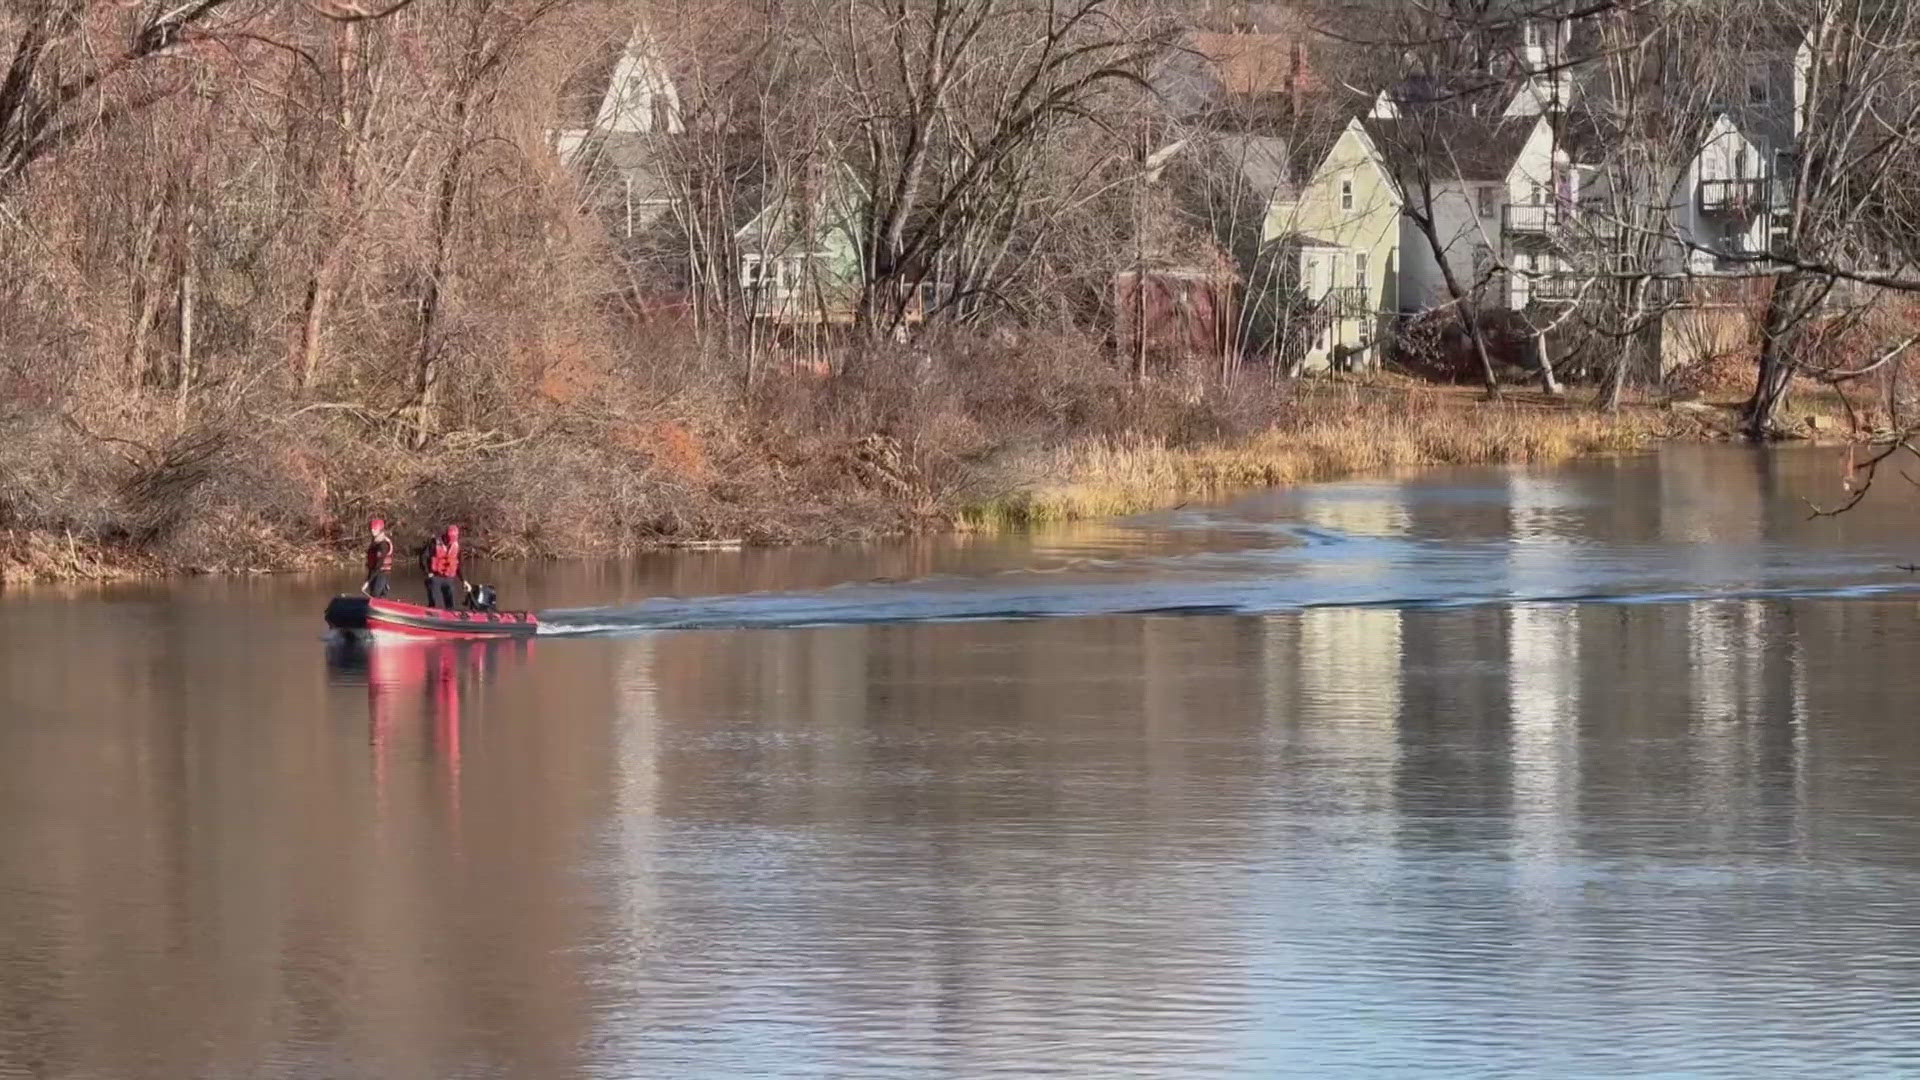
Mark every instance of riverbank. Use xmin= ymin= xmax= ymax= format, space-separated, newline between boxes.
xmin=962 ymin=380 xmax=1677 ymax=528
xmin=0 ymin=376 xmax=1852 ymax=588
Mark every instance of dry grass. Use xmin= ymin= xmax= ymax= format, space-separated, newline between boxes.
xmin=0 ymin=530 xmax=157 ymax=587
xmin=963 ymin=379 xmax=1673 ymax=528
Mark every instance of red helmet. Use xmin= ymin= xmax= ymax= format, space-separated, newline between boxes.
xmin=445 ymin=524 xmax=460 ymax=540
xmin=368 ymin=517 xmax=385 ymax=532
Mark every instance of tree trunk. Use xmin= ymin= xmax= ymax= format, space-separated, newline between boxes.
xmin=301 ymin=18 xmax=368 ymax=392
xmin=124 ymin=195 xmax=166 ymax=385
xmin=1432 ymin=256 xmax=1499 ymax=397
xmin=1535 ymin=329 xmax=1561 ymax=396
xmin=175 ymin=216 xmax=197 ymax=422
xmin=299 ymin=250 xmax=342 ymax=389
xmin=411 ymin=102 xmax=468 ymax=449
xmin=1743 ymin=274 xmax=1813 ymax=438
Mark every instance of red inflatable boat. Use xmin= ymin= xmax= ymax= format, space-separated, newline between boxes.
xmin=325 ymin=596 xmax=539 ymax=639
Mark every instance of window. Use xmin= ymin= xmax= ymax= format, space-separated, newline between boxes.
xmin=743 ymin=255 xmax=790 ymax=296
xmin=1340 ymin=179 xmax=1354 ymax=210
xmin=1478 ymin=186 xmax=1498 ymax=219
xmin=1354 ymin=252 xmax=1368 ymax=289
xmin=1304 ymin=256 xmax=1321 ymax=295
xmin=1748 ymin=64 xmax=1771 ymax=106
xmin=1530 ymin=180 xmax=1544 ymax=206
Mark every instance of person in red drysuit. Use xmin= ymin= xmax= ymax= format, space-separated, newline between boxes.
xmin=423 ymin=524 xmax=466 ymax=610
xmin=362 ymin=518 xmax=394 ymax=597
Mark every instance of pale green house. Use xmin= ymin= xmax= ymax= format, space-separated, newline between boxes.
xmin=734 ymin=165 xmax=868 ymax=325
xmin=1264 ymin=118 xmax=1403 ymax=371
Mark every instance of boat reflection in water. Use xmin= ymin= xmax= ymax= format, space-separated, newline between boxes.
xmin=325 ymin=635 xmax=535 ymax=827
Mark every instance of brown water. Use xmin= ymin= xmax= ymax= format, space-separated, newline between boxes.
xmin=5 ymin=445 xmax=1920 ymax=1078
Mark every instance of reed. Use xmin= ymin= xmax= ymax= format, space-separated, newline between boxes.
xmin=962 ymin=385 xmax=1669 ymax=529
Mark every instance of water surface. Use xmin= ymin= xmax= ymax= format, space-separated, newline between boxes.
xmin=5 ymin=445 xmax=1920 ymax=1077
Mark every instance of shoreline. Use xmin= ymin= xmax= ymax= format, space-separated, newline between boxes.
xmin=0 ymin=380 xmax=1856 ymax=589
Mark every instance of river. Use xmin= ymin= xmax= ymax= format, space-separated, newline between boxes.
xmin=4 ymin=444 xmax=1920 ymax=1078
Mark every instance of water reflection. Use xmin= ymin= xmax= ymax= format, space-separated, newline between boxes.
xmin=325 ymin=637 xmax=536 ymax=826
xmin=6 ymin=447 xmax=1920 ymax=1076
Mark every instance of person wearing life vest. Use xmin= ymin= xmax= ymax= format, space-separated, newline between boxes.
xmin=362 ymin=518 xmax=394 ymax=598
xmin=423 ymin=524 xmax=465 ymax=610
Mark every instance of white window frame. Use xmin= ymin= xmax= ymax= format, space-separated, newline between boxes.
xmin=1340 ymin=179 xmax=1354 ymax=211
xmin=1353 ymin=251 xmax=1368 ymax=290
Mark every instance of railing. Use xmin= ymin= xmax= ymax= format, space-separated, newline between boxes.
xmin=1503 ymin=202 xmax=1559 ymax=236
xmin=1699 ymin=178 xmax=1769 ymax=215
xmin=1319 ymin=286 xmax=1372 ymax=317
xmin=1532 ymin=274 xmax=1584 ymax=302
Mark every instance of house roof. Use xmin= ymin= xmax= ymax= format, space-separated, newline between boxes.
xmin=1215 ymin=134 xmax=1294 ymax=199
xmin=1361 ymin=115 xmax=1540 ymax=182
xmin=1154 ymin=26 xmax=1322 ymax=121
xmin=734 ymin=159 xmax=867 ymax=250
xmin=1548 ymin=110 xmax=1606 ymax=163
xmin=555 ymin=32 xmax=627 ymax=131
xmin=1379 ymin=73 xmax=1512 ymax=117
xmin=1185 ymin=31 xmax=1319 ymax=96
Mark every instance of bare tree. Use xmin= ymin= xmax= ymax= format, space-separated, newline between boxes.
xmin=1734 ymin=0 xmax=1920 ymax=437
xmin=804 ymin=0 xmax=1177 ymax=337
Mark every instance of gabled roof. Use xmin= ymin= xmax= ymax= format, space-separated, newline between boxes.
xmin=555 ymin=34 xmax=626 ymax=131
xmin=1361 ymin=115 xmax=1541 ymax=182
xmin=734 ymin=159 xmax=868 ymax=251
xmin=553 ymin=24 xmax=684 ymax=137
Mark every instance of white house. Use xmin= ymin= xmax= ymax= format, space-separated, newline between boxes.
xmin=1671 ymin=114 xmax=1774 ymax=273
xmin=551 ymin=25 xmax=684 ymax=236
xmin=553 ymin=25 xmax=682 ymax=163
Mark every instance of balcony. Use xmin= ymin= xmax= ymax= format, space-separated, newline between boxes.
xmin=1533 ymin=274 xmax=1585 ymax=303
xmin=1699 ymin=178 xmax=1769 ymax=216
xmin=1318 ymin=286 xmax=1372 ymax=318
xmin=1503 ymin=202 xmax=1560 ymax=236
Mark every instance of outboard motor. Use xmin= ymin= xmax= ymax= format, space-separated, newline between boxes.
xmin=466 ymin=584 xmax=499 ymax=613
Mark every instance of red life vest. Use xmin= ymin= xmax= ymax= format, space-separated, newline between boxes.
xmin=366 ymin=536 xmax=393 ymax=573
xmin=429 ymin=538 xmax=460 ymax=578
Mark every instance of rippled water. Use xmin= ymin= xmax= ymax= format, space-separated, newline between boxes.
xmin=6 ymin=445 xmax=1920 ymax=1078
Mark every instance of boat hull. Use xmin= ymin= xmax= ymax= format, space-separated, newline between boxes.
xmin=325 ymin=596 xmax=539 ymax=639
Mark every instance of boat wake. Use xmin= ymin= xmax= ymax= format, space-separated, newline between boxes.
xmin=534 ymin=466 xmax=1920 ymax=636
xmin=536 ymin=579 xmax=1920 ymax=636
